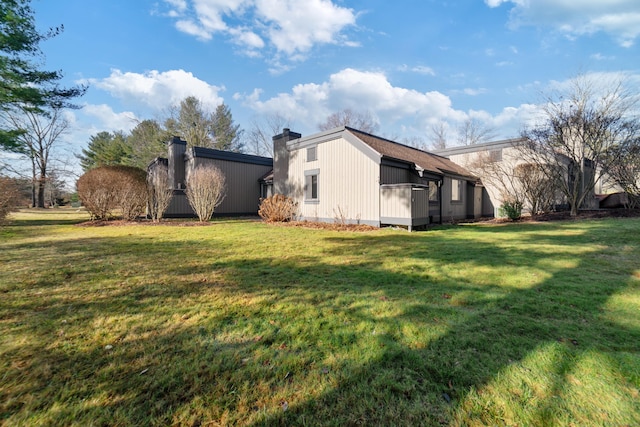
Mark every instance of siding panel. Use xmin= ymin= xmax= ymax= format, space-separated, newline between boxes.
xmin=188 ymin=158 xmax=272 ymax=214
xmin=288 ymin=137 xmax=380 ymax=224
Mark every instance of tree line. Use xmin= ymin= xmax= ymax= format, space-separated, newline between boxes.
xmin=77 ymin=98 xmax=244 ymax=172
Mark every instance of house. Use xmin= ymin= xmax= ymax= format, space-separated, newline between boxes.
xmin=272 ymin=127 xmax=486 ymax=229
xmin=434 ymin=138 xmax=601 ymax=215
xmin=149 ymin=136 xmax=273 ymax=217
xmin=433 ymin=138 xmax=527 ymax=216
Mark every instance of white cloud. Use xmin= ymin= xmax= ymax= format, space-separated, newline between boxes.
xmin=399 ymin=64 xmax=436 ymax=76
xmin=81 ymin=104 xmax=139 ymax=132
xmin=238 ymin=68 xmax=470 ymax=134
xmin=161 ymin=0 xmax=358 ymax=60
xmin=88 ymin=69 xmax=224 ymax=111
xmin=486 ymin=0 xmax=640 ymax=47
xmin=590 ymin=52 xmax=614 ymax=61
xmin=454 ymin=88 xmax=489 ymax=96
xmin=255 ymin=0 xmax=357 ymax=55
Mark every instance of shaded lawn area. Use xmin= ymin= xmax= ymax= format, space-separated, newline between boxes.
xmin=0 ymin=209 xmax=639 ymax=426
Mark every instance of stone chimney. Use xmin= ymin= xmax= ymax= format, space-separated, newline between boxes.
xmin=273 ymin=128 xmax=301 ymax=195
xmin=168 ymin=136 xmax=187 ymax=190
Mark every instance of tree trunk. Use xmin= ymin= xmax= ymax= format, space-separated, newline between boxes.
xmin=37 ymin=176 xmax=45 ymax=208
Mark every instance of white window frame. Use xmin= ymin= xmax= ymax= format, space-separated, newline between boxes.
xmin=304 ymin=169 xmax=319 ymax=203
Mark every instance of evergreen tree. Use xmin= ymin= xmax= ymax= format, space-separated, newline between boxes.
xmin=0 ymin=0 xmax=85 ymax=151
xmin=211 ymin=103 xmax=243 ymax=152
xmin=78 ymin=131 xmax=130 ymax=172
xmin=127 ymin=119 xmax=167 ymax=169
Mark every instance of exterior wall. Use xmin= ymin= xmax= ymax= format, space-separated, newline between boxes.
xmin=380 ymin=165 xmax=420 ymax=185
xmin=440 ymin=176 xmax=470 ymax=221
xmin=444 ymin=146 xmax=523 ymax=217
xmin=380 ymin=185 xmax=429 ymax=230
xmin=286 ymin=136 xmax=381 ymax=225
xmin=165 ymin=191 xmax=194 ymax=217
xmin=186 ymin=156 xmax=272 ymax=215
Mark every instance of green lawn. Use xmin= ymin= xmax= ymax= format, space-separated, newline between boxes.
xmin=1 ymin=209 xmax=639 ymax=426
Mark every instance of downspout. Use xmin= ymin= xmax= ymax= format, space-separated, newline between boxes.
xmin=438 ymin=179 xmax=443 ymax=224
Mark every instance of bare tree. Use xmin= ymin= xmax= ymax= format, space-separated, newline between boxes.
xmin=457 ymin=118 xmax=497 ymax=146
xmin=430 ymin=121 xmax=449 ymax=150
xmin=186 ymin=164 xmax=226 ymax=222
xmin=147 ymin=165 xmax=174 ymax=222
xmin=607 ymin=136 xmax=640 ymax=208
xmin=513 ymin=163 xmax=562 ymax=215
xmin=6 ymin=107 xmax=69 ymax=207
xmin=468 ymin=150 xmax=525 ymax=210
xmin=318 ymin=108 xmax=379 ymax=134
xmin=247 ymin=113 xmax=292 ymax=157
xmin=521 ymin=74 xmax=639 ymax=216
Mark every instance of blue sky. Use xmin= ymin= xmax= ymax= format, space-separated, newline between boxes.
xmin=31 ymin=0 xmax=640 ymax=155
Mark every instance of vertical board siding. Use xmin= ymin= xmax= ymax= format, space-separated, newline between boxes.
xmin=380 ymin=166 xmax=416 ymax=185
xmin=380 ymin=187 xmax=411 ymax=219
xmin=288 ymin=137 xmax=380 ymax=224
xmin=411 ymin=188 xmax=429 ymax=219
xmin=191 ymin=158 xmax=272 ymax=214
xmin=441 ymin=177 xmax=468 ymax=220
xmin=166 ymin=191 xmax=195 ymax=216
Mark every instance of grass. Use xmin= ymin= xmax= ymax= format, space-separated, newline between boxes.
xmin=0 ymin=208 xmax=638 ymax=426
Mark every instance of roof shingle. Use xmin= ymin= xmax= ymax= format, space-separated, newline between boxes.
xmin=346 ymin=127 xmax=476 ymax=179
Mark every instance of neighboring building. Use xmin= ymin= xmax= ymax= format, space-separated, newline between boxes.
xmin=434 ymin=138 xmax=602 ymax=215
xmin=272 ymin=127 xmax=486 ymax=229
xmin=149 ymin=137 xmax=273 ymax=217
xmin=434 ymin=138 xmax=528 ymax=216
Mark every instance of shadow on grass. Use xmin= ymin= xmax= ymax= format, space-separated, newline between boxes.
xmin=1 ymin=221 xmax=638 ymax=425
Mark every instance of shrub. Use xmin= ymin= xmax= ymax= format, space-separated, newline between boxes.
xmin=258 ymin=194 xmax=297 ymax=222
xmin=147 ymin=165 xmax=173 ymax=222
xmin=500 ymin=200 xmax=523 ymax=221
xmin=0 ymin=176 xmax=21 ymax=224
xmin=185 ymin=164 xmax=226 ymax=222
xmin=77 ymin=165 xmax=148 ymax=220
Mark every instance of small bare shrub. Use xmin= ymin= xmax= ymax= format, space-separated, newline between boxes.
xmin=147 ymin=166 xmax=173 ymax=222
xmin=258 ymin=194 xmax=297 ymax=222
xmin=0 ymin=176 xmax=21 ymax=224
xmin=77 ymin=165 xmax=148 ymax=220
xmin=333 ymin=205 xmax=348 ymax=225
xmin=185 ymin=164 xmax=226 ymax=222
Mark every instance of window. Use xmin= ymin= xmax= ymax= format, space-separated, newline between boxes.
xmin=304 ymin=169 xmax=319 ymax=202
xmin=429 ymin=182 xmax=439 ymax=202
xmin=451 ymin=179 xmax=463 ymax=202
xmin=307 ymin=146 xmax=317 ymax=162
xmin=488 ymin=149 xmax=502 ymax=162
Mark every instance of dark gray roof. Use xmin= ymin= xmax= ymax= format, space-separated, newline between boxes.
xmin=190 ymin=147 xmax=273 ymax=167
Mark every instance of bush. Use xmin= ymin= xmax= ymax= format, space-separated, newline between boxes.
xmin=258 ymin=194 xmax=298 ymax=222
xmin=77 ymin=165 xmax=148 ymax=220
xmin=147 ymin=165 xmax=173 ymax=222
xmin=185 ymin=164 xmax=226 ymax=222
xmin=0 ymin=176 xmax=21 ymax=224
xmin=500 ymin=200 xmax=523 ymax=221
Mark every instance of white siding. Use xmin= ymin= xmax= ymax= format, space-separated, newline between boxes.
xmin=287 ymin=137 xmax=381 ymax=225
